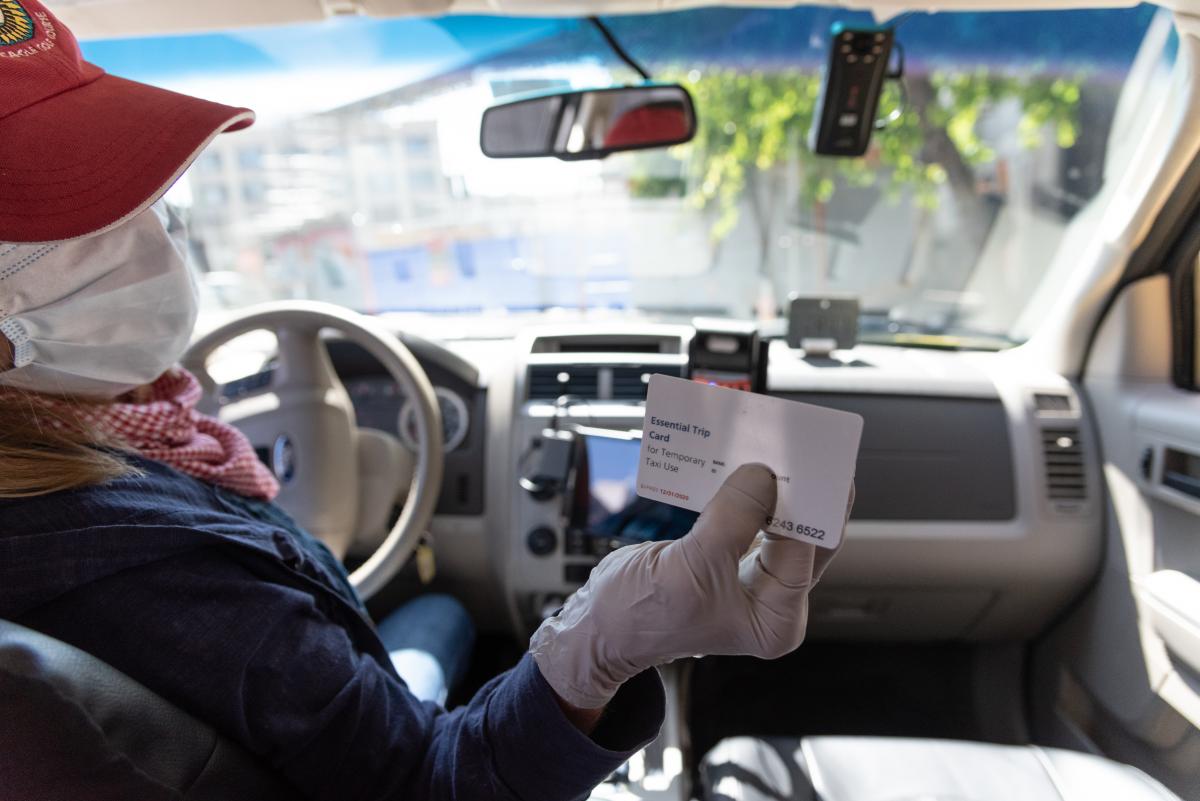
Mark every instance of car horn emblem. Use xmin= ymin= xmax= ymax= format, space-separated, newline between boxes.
xmin=271 ymin=435 xmax=296 ymax=484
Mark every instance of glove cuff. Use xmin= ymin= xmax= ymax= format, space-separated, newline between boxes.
xmin=529 ymin=615 xmax=623 ymax=710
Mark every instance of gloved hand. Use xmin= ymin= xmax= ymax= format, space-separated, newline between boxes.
xmin=530 ymin=463 xmax=854 ymax=710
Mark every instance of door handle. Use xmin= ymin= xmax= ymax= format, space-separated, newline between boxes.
xmin=1163 ymin=447 xmax=1200 ymax=499
xmin=1137 ymin=570 xmax=1200 ymax=675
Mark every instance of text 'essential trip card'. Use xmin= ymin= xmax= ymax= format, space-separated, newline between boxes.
xmin=636 ymin=374 xmax=863 ymax=548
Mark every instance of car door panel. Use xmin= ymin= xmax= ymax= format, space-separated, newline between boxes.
xmin=1033 ymin=275 xmax=1200 ymax=798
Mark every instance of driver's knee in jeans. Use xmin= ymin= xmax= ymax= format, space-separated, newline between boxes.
xmin=377 ymin=594 xmax=475 ymax=705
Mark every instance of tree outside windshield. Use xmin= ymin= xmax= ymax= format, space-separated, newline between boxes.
xmin=82 ymin=4 xmax=1171 ymax=346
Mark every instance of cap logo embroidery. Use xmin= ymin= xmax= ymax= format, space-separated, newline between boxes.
xmin=0 ymin=0 xmax=34 ymax=47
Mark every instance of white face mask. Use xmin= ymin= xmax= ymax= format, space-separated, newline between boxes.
xmin=0 ymin=202 xmax=199 ymax=399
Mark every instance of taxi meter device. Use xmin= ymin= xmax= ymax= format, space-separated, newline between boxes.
xmin=636 ymin=375 xmax=862 ymax=548
xmin=689 ymin=319 xmax=765 ymax=392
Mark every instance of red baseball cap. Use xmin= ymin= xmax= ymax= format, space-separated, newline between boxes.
xmin=0 ymin=0 xmax=254 ymax=243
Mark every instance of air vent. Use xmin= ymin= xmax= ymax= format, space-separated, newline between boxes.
xmin=1034 ymin=393 xmax=1073 ymax=414
xmin=1042 ymin=428 xmax=1086 ymax=501
xmin=528 ymin=366 xmax=600 ymax=400
xmin=529 ymin=332 xmax=685 ymax=354
xmin=611 ymin=365 xmax=686 ymax=400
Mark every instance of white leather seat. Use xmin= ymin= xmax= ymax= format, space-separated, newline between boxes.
xmin=700 ymin=736 xmax=1182 ymax=801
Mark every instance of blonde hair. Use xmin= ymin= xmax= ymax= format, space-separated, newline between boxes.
xmin=0 ymin=389 xmax=136 ymax=498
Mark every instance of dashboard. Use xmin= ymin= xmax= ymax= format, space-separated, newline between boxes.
xmin=225 ymin=321 xmax=1103 ymax=643
xmin=327 ymin=337 xmax=488 ymax=517
xmin=344 ymin=377 xmax=471 ymax=453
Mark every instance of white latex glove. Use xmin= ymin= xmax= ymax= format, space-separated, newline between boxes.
xmin=530 ymin=463 xmax=854 ymax=710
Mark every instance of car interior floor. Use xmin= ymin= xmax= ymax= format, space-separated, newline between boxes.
xmin=448 ymin=634 xmax=527 ymax=709
xmin=685 ymin=643 xmax=1030 ymax=764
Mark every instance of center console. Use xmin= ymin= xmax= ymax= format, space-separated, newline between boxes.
xmin=506 ymin=327 xmax=693 ymax=629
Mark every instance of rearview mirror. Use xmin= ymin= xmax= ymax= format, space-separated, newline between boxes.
xmin=480 ymin=84 xmax=696 ymax=161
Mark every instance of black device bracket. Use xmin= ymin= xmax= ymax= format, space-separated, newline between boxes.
xmin=810 ymin=24 xmax=905 ymax=157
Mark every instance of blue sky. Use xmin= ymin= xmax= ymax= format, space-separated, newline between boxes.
xmin=78 ymin=6 xmax=1163 ymax=124
xmin=81 ymin=5 xmax=1161 ymax=85
xmin=80 ymin=16 xmax=582 ymax=121
xmin=81 ymin=15 xmax=576 ymax=83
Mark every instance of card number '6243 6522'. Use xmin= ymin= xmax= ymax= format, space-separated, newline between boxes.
xmin=765 ymin=517 xmax=826 ymax=540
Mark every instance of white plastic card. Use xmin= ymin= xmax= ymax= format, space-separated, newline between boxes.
xmin=636 ymin=374 xmax=863 ymax=548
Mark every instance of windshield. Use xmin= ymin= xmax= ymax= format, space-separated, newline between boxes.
xmin=82 ymin=5 xmax=1174 ymax=347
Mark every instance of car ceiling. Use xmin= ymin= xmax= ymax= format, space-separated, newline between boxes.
xmin=51 ymin=0 xmax=1177 ymax=40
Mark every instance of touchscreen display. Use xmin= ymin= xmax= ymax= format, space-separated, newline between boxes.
xmin=572 ymin=433 xmax=699 ymax=543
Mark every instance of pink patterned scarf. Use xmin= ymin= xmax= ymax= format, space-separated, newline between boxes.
xmin=55 ymin=368 xmax=280 ymax=501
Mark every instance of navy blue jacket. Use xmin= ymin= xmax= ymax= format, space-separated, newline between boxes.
xmin=0 ymin=455 xmax=664 ymax=801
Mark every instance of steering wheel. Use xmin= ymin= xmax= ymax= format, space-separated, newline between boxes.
xmin=183 ymin=301 xmax=443 ymax=601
